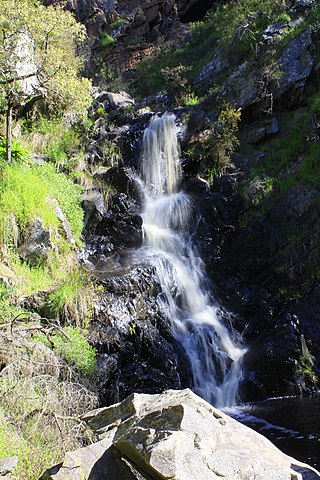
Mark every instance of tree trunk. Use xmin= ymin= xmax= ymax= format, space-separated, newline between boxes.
xmin=6 ymin=92 xmax=13 ymax=163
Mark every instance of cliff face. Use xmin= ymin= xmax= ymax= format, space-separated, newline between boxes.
xmin=39 ymin=0 xmax=320 ymax=401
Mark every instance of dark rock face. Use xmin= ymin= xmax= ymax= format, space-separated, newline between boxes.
xmin=82 ymin=96 xmax=320 ymax=403
xmin=89 ymin=266 xmax=191 ymax=405
xmin=192 ymin=175 xmax=320 ymax=399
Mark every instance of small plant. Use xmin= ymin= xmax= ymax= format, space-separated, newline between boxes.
xmin=100 ymin=32 xmax=115 ymax=48
xmin=184 ymin=93 xmax=200 ymax=106
xmin=297 ymin=336 xmax=318 ymax=388
xmin=111 ymin=17 xmax=127 ymax=29
xmin=47 ymin=268 xmax=91 ymax=325
xmin=96 ymin=106 xmax=105 ymax=118
xmin=52 ymin=326 xmax=97 ymax=376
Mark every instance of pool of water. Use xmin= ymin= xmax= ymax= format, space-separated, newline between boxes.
xmin=226 ymin=396 xmax=320 ymax=470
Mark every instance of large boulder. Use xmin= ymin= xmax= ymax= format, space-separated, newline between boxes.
xmin=43 ymin=389 xmax=320 ymax=480
xmin=273 ymin=28 xmax=314 ymax=100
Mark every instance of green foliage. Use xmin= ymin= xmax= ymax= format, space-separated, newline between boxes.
xmin=297 ymin=141 xmax=320 ymax=190
xmin=160 ymin=64 xmax=191 ymax=103
xmin=111 ymin=17 xmax=127 ymax=29
xmin=0 ymin=0 xmax=92 ymax=118
xmin=52 ymin=326 xmax=97 ymax=376
xmin=184 ymin=93 xmax=200 ymax=106
xmin=0 ymin=282 xmax=26 ymax=323
xmin=47 ymin=268 xmax=92 ymax=325
xmin=0 ymin=162 xmax=83 ymax=246
xmin=202 ymin=104 xmax=241 ymax=180
xmin=0 ymin=138 xmax=29 ymax=165
xmin=207 ymin=0 xmax=287 ymax=53
xmin=100 ymin=32 xmax=115 ymax=48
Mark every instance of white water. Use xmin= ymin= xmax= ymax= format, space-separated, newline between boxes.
xmin=140 ymin=113 xmax=246 ymax=408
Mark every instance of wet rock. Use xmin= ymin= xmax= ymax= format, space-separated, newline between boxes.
xmin=95 ymin=166 xmax=142 ymax=202
xmin=47 ymin=389 xmax=320 ymax=480
xmin=94 ymin=193 xmax=143 ymax=249
xmin=82 ymin=189 xmax=108 ymax=236
xmin=18 ymin=218 xmax=52 ymax=266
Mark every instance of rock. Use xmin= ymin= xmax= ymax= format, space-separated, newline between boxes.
xmin=246 ymin=117 xmax=279 ymax=145
xmin=0 ymin=456 xmax=18 ymax=476
xmin=87 ymin=265 xmax=189 ymax=405
xmin=46 ymin=389 xmax=320 ymax=480
xmin=290 ymin=0 xmax=315 ymax=11
xmin=18 ymin=218 xmax=52 ymax=266
xmin=197 ymin=49 xmax=229 ymax=83
xmin=262 ymin=21 xmax=289 ymax=43
xmin=221 ymin=61 xmax=263 ymax=109
xmin=82 ymin=188 xmax=108 ymax=236
xmin=40 ymin=435 xmax=141 ymax=480
xmin=94 ymin=193 xmax=143 ymax=249
xmin=96 ymin=91 xmax=135 ymax=110
xmin=51 ymin=199 xmax=75 ymax=244
xmin=273 ymin=28 xmax=314 ymax=100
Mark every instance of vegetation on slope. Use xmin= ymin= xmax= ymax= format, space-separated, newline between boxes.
xmin=0 ymin=1 xmax=101 ymax=478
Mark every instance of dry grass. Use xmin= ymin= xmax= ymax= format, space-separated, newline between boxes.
xmin=0 ymin=318 xmax=99 ymax=479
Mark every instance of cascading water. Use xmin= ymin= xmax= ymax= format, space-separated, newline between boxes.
xmin=139 ymin=113 xmax=246 ymax=408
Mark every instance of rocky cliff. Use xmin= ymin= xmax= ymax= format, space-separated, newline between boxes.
xmin=39 ymin=0 xmax=320 ymax=403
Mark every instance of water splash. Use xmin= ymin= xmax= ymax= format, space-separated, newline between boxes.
xmin=140 ymin=113 xmax=246 ymax=407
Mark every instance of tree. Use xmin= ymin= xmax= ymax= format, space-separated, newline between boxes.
xmin=0 ymin=0 xmax=92 ymax=162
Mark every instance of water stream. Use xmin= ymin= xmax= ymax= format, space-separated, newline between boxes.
xmin=139 ymin=113 xmax=246 ymax=407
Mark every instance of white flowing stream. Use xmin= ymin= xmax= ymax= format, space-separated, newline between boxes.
xmin=140 ymin=113 xmax=246 ymax=407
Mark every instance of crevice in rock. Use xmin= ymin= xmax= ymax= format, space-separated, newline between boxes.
xmin=179 ymin=0 xmax=216 ymax=23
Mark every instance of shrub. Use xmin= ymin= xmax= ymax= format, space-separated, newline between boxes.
xmin=100 ymin=32 xmax=115 ymax=48
xmin=161 ymin=64 xmax=191 ymax=103
xmin=0 ymin=138 xmax=29 ymax=165
xmin=202 ymin=103 xmax=241 ymax=179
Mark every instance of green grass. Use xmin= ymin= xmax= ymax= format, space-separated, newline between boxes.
xmin=27 ymin=116 xmax=83 ymax=173
xmin=0 ymin=407 xmax=58 ymax=480
xmin=52 ymin=326 xmax=97 ymax=376
xmin=0 ymin=162 xmax=83 ymax=246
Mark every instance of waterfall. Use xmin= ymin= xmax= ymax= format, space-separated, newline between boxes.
xmin=140 ymin=112 xmax=246 ymax=408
